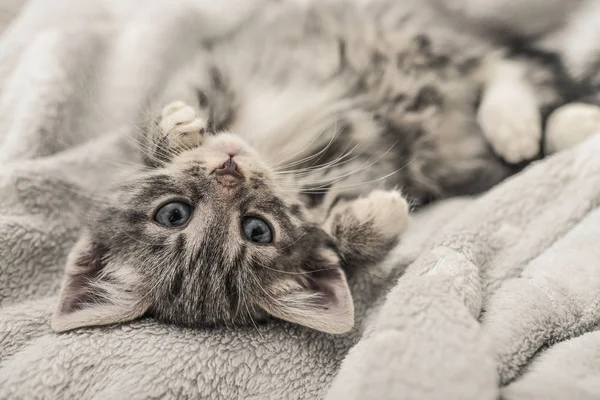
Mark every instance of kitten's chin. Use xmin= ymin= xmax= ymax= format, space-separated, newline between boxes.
xmin=215 ymin=172 xmax=243 ymax=188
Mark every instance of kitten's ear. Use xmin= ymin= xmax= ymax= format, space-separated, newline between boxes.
xmin=261 ymin=249 xmax=354 ymax=334
xmin=51 ymin=233 xmax=149 ymax=332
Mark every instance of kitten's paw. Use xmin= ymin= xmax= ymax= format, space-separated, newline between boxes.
xmin=349 ymin=190 xmax=410 ymax=240
xmin=159 ymin=101 xmax=206 ymax=149
xmin=545 ymin=103 xmax=600 ymax=154
xmin=477 ymin=83 xmax=542 ymax=164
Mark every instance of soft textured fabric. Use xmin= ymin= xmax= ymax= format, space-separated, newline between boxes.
xmin=1 ymin=1 xmax=599 ymax=399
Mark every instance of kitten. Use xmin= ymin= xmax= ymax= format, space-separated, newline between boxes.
xmin=51 ymin=101 xmax=409 ymax=334
xmin=51 ymin=0 xmax=598 ymax=334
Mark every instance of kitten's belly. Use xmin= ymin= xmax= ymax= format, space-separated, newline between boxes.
xmin=208 ymin=2 xmax=508 ymax=202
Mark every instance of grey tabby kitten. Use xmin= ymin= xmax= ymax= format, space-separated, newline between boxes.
xmin=52 ymin=0 xmax=598 ymax=334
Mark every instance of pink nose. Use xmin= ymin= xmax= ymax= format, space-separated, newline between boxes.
xmin=215 ymin=157 xmax=243 ymax=188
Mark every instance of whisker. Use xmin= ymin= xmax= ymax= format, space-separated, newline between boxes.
xmin=273 ymin=140 xmax=363 ymax=177
xmin=243 ymin=271 xmax=265 ymax=338
xmin=277 ymin=120 xmax=347 ymax=171
xmin=275 ymin=163 xmax=411 ymax=194
xmin=277 ymin=225 xmax=313 ymax=251
xmin=264 ymin=124 xmax=329 ymax=167
xmin=274 ymin=142 xmax=402 ymax=192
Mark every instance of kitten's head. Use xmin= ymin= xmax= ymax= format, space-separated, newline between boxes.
xmin=52 ymin=132 xmax=354 ymax=334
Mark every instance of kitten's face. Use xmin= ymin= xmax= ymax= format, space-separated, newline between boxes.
xmin=52 ymin=133 xmax=354 ymax=334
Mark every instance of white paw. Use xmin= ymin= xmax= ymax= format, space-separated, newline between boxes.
xmin=477 ymin=82 xmax=542 ymax=163
xmin=545 ymin=103 xmax=600 ymax=154
xmin=350 ymin=190 xmax=410 ymax=239
xmin=160 ymin=101 xmax=206 ymax=148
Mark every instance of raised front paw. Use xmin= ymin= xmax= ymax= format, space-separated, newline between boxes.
xmin=477 ymin=81 xmax=542 ymax=164
xmin=348 ymin=190 xmax=410 ymax=240
xmin=159 ymin=101 xmax=206 ymax=149
xmin=323 ymin=190 xmax=410 ymax=269
xmin=326 ymin=190 xmax=410 ymax=243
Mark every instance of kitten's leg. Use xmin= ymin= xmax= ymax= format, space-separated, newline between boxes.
xmin=477 ymin=59 xmax=542 ymax=163
xmin=545 ymin=102 xmax=600 ymax=154
xmin=323 ymin=190 xmax=410 ymax=272
xmin=143 ymin=101 xmax=206 ymax=167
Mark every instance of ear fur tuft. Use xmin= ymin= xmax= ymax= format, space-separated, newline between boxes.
xmin=51 ymin=233 xmax=148 ymax=332
xmin=260 ymin=248 xmax=354 ymax=334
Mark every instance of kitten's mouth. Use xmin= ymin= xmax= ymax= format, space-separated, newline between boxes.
xmin=214 ymin=157 xmax=244 ymax=188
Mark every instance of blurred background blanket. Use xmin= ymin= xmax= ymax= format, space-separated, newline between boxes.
xmin=1 ymin=1 xmax=599 ymax=399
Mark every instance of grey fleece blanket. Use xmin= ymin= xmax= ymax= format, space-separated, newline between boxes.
xmin=1 ymin=1 xmax=600 ymax=399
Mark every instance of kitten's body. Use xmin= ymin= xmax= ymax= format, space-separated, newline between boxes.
xmin=161 ymin=0 xmax=568 ymax=212
xmin=52 ymin=0 xmax=598 ymax=334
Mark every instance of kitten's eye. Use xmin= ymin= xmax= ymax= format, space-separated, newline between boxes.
xmin=154 ymin=201 xmax=193 ymax=228
xmin=241 ymin=217 xmax=273 ymax=243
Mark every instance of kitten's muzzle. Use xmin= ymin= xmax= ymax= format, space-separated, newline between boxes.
xmin=214 ymin=157 xmax=244 ymax=188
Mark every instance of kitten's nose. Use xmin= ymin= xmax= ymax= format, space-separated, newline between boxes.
xmin=215 ymin=157 xmax=243 ymax=188
xmin=222 ymin=157 xmax=238 ymax=172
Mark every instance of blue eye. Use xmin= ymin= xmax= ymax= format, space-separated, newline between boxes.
xmin=241 ymin=217 xmax=273 ymax=243
xmin=154 ymin=201 xmax=193 ymax=228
